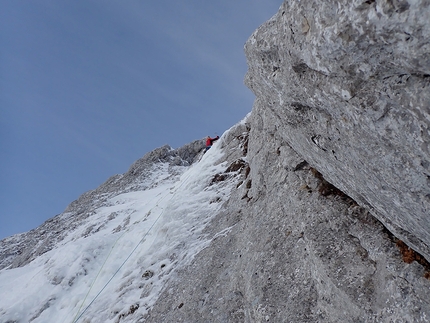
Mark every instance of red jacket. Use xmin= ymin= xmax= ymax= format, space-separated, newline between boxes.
xmin=206 ymin=136 xmax=219 ymax=147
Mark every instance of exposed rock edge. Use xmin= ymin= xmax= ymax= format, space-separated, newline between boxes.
xmin=244 ymin=0 xmax=430 ymax=262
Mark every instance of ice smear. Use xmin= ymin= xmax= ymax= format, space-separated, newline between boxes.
xmin=0 ymin=132 xmax=237 ymax=323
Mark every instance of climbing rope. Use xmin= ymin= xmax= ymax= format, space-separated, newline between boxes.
xmin=70 ymin=228 xmax=128 ymax=323
xmin=70 ymin=166 xmax=195 ymax=323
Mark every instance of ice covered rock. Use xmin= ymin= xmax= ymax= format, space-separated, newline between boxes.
xmin=0 ymin=140 xmax=205 ymax=271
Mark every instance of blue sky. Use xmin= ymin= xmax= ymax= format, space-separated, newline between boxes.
xmin=0 ymin=0 xmax=281 ymax=239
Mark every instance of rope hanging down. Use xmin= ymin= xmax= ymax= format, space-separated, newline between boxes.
xmin=70 ymin=229 xmax=126 ymax=323
xmin=70 ymin=167 xmax=194 ymax=323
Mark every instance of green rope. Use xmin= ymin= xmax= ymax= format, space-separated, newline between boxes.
xmin=71 ymin=168 xmax=194 ymax=323
xmin=70 ymin=230 xmax=125 ymax=323
xmin=71 ymin=209 xmax=165 ymax=323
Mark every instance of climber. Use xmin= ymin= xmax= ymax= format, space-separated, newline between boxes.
xmin=205 ymin=135 xmax=219 ymax=151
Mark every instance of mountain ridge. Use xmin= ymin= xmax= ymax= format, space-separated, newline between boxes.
xmin=0 ymin=139 xmax=205 ymax=271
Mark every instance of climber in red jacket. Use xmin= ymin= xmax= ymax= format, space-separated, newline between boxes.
xmin=205 ymin=136 xmax=219 ymax=151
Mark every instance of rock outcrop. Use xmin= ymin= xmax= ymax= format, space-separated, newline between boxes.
xmin=244 ymin=0 xmax=430 ymax=262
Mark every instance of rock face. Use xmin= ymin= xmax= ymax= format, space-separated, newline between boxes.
xmin=145 ymin=1 xmax=430 ymax=322
xmin=244 ymin=0 xmax=430 ymax=262
xmin=146 ymin=113 xmax=430 ymax=322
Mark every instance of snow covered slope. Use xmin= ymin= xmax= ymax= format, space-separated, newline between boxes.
xmin=0 ymin=121 xmax=249 ymax=323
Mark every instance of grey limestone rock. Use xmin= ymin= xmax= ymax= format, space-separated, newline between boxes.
xmin=146 ymin=103 xmax=430 ymax=322
xmin=244 ymin=0 xmax=430 ymax=262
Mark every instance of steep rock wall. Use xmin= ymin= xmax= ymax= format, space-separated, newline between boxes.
xmin=244 ymin=0 xmax=430 ymax=261
xmin=146 ymin=105 xmax=430 ymax=322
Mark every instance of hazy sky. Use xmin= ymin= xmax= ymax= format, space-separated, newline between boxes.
xmin=0 ymin=0 xmax=282 ymax=239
